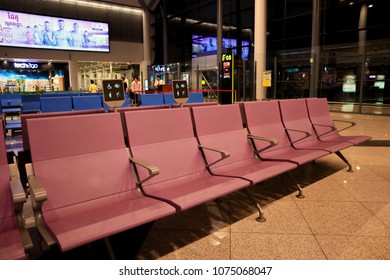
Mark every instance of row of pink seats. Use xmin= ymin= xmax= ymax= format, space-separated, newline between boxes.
xmin=21 ymin=98 xmax=371 ymax=257
xmin=241 ymin=98 xmax=371 ymax=172
xmin=0 ymin=121 xmax=32 ymax=259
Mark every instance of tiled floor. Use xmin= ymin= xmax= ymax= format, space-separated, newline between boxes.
xmin=8 ymin=111 xmax=390 ymax=260
xmin=134 ymin=112 xmax=390 ymax=260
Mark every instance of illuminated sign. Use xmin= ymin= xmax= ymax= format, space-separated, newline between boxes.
xmin=14 ymin=62 xmax=39 ymax=69
xmin=192 ymin=35 xmax=250 ymax=60
xmin=102 ymin=79 xmax=125 ymax=108
xmin=0 ymin=9 xmax=110 ymax=52
xmin=222 ymin=53 xmax=233 ymax=79
xmin=172 ymin=80 xmax=189 ymax=104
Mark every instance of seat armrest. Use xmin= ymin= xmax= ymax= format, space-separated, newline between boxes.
xmin=285 ymin=127 xmax=311 ymax=144
xmin=333 ymin=119 xmax=356 ymax=132
xmin=198 ymin=145 xmax=230 ymax=167
xmin=10 ymin=176 xmax=26 ymax=208
xmin=26 ymin=172 xmax=56 ymax=248
xmin=311 ymin=123 xmax=337 ymax=137
xmin=9 ymin=169 xmax=33 ymax=252
xmin=130 ymin=157 xmax=160 ymax=185
xmin=27 ymin=175 xmax=47 ymax=208
xmin=247 ymin=134 xmax=278 ymax=154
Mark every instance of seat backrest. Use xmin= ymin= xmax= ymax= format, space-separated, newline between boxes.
xmin=191 ymin=104 xmax=254 ymax=167
xmin=42 ymin=93 xmax=61 ymax=97
xmin=124 ymin=108 xmax=205 ymax=186
xmin=72 ymin=95 xmax=103 ymax=111
xmin=305 ymin=98 xmax=336 ymax=137
xmin=21 ymin=95 xmax=41 ymax=112
xmin=278 ymin=99 xmax=316 ymax=144
xmin=187 ymin=92 xmax=204 ymax=103
xmin=40 ymin=96 xmax=73 ymax=113
xmin=0 ymin=94 xmax=9 ymax=107
xmin=242 ymin=100 xmax=292 ymax=151
xmin=163 ymin=93 xmax=177 ymax=105
xmin=0 ymin=121 xmax=18 ymax=233
xmin=139 ymin=93 xmax=164 ymax=106
xmin=21 ymin=109 xmax=106 ymax=151
xmin=9 ymin=94 xmax=22 ymax=106
xmin=27 ymin=113 xmax=136 ymax=212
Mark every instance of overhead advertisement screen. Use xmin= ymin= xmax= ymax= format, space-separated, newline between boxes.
xmin=0 ymin=9 xmax=110 ymax=52
xmin=192 ymin=35 xmax=250 ymax=60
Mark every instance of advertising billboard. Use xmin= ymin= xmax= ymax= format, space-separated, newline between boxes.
xmin=192 ymin=35 xmax=249 ymax=60
xmin=0 ymin=9 xmax=109 ymax=52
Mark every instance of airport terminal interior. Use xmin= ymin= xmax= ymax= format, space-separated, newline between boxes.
xmin=3 ymin=110 xmax=390 ymax=260
xmin=1 ymin=0 xmax=390 ymax=260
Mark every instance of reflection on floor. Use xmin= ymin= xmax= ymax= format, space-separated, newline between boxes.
xmin=7 ymin=112 xmax=390 ymax=260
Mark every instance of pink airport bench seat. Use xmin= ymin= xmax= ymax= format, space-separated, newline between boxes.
xmin=278 ymin=99 xmax=355 ymax=172
xmin=305 ymin=98 xmax=372 ymax=145
xmin=191 ymin=104 xmax=298 ymax=221
xmin=25 ymin=113 xmax=176 ymax=253
xmin=0 ymin=122 xmax=32 ymax=260
xmin=123 ymin=108 xmax=251 ymax=215
xmin=241 ymin=100 xmax=330 ymax=165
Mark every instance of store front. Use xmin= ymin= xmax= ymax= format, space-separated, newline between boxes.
xmin=0 ymin=60 xmax=68 ymax=93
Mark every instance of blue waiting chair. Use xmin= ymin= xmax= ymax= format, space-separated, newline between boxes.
xmin=163 ymin=93 xmax=177 ymax=105
xmin=40 ymin=96 xmax=73 ymax=113
xmin=72 ymin=95 xmax=103 ymax=111
xmin=139 ymin=94 xmax=164 ymax=106
xmin=21 ymin=95 xmax=41 ymax=113
xmin=187 ymin=92 xmax=204 ymax=103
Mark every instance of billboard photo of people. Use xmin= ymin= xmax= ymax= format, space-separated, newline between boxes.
xmin=0 ymin=9 xmax=109 ymax=52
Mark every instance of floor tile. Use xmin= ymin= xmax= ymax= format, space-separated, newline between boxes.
xmin=231 ymin=233 xmax=326 ymax=260
xmin=295 ymin=201 xmax=390 ymax=236
xmin=136 ymin=229 xmax=231 ymax=260
xmin=340 ymin=180 xmax=390 ymax=202
xmin=316 ymin=235 xmax=390 ymax=259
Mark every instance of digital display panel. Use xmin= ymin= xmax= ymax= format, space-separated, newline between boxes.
xmin=192 ymin=35 xmax=250 ymax=60
xmin=342 ymin=75 xmax=356 ymax=93
xmin=0 ymin=9 xmax=109 ymax=52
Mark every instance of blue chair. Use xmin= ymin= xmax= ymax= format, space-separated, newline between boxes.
xmin=59 ymin=92 xmax=81 ymax=97
xmin=9 ymin=94 xmax=22 ymax=106
xmin=139 ymin=94 xmax=164 ymax=106
xmin=0 ymin=94 xmax=9 ymax=107
xmin=21 ymin=95 xmax=41 ymax=113
xmin=72 ymin=95 xmax=103 ymax=111
xmin=187 ymin=92 xmax=204 ymax=103
xmin=163 ymin=93 xmax=177 ymax=105
xmin=42 ymin=93 xmax=61 ymax=97
xmin=40 ymin=96 xmax=73 ymax=113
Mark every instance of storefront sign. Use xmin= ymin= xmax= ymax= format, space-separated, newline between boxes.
xmin=14 ymin=62 xmax=39 ymax=69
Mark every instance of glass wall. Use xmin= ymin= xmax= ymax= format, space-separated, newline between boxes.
xmin=152 ymin=0 xmax=390 ymax=114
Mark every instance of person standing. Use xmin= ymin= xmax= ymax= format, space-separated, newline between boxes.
xmin=70 ymin=22 xmax=83 ymax=48
xmin=154 ymin=75 xmax=165 ymax=91
xmin=53 ymin=19 xmax=71 ymax=47
xmin=131 ymin=76 xmax=142 ymax=93
xmin=82 ymin=30 xmax=90 ymax=48
xmin=122 ymin=73 xmax=129 ymax=92
xmin=42 ymin=21 xmax=54 ymax=46
xmin=33 ymin=25 xmax=42 ymax=45
xmin=88 ymin=80 xmax=98 ymax=93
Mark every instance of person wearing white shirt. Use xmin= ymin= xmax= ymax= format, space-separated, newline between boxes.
xmin=154 ymin=75 xmax=165 ymax=88
xmin=131 ymin=76 xmax=142 ymax=93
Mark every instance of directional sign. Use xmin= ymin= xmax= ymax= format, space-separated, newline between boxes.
xmin=102 ymin=79 xmax=125 ymax=108
xmin=171 ymin=80 xmax=189 ymax=104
